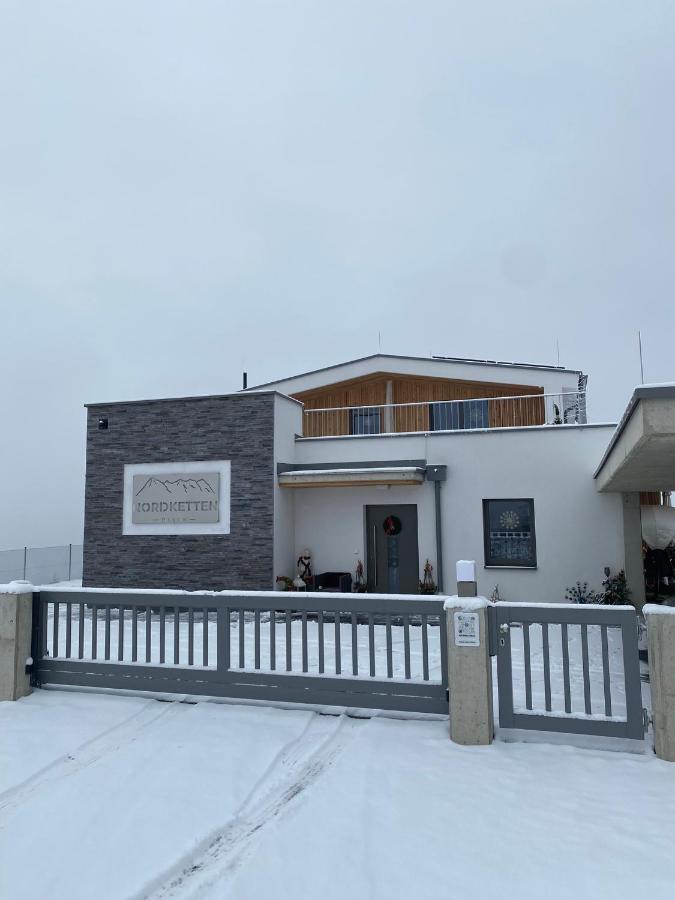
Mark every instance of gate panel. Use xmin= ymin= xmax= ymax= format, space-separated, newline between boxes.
xmin=33 ymin=589 xmax=448 ymax=715
xmin=494 ymin=603 xmax=645 ymax=740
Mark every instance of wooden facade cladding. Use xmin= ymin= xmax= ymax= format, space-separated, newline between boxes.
xmin=293 ymin=372 xmax=545 ymax=437
xmin=640 ymin=492 xmax=671 ymax=507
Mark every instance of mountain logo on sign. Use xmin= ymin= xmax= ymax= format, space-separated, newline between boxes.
xmin=134 ymin=477 xmax=217 ymax=497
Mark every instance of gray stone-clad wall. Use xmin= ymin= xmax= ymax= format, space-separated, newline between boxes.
xmin=82 ymin=393 xmax=275 ymax=590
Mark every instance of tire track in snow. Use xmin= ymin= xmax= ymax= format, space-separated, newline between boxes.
xmin=142 ymin=713 xmax=361 ymax=900
xmin=0 ymin=699 xmax=180 ymax=818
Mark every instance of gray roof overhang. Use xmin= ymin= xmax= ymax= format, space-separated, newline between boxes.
xmin=595 ymin=385 xmax=675 ymax=492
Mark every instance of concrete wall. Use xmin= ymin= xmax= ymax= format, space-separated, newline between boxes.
xmin=273 ymin=395 xmax=304 ymax=580
xmin=0 ymin=591 xmax=32 ymax=701
xmin=82 ymin=392 xmax=276 ymax=591
xmin=292 ymin=425 xmax=623 ymax=603
xmin=250 ymin=354 xmax=580 ymax=399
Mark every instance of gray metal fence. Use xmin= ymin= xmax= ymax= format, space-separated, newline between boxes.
xmin=492 ymin=602 xmax=646 ymax=740
xmin=0 ymin=544 xmax=83 ymax=585
xmin=33 ymin=588 xmax=448 ymax=714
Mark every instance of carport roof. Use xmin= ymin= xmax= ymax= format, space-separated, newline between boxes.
xmin=594 ymin=384 xmax=675 ymax=492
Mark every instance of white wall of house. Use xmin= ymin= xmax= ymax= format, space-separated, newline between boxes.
xmin=292 ymin=483 xmax=436 ymax=583
xmin=250 ymin=354 xmax=581 ymax=399
xmin=272 ymin=394 xmax=304 ymax=585
xmin=287 ymin=424 xmax=624 ymax=603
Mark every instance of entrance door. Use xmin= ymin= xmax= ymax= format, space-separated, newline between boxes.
xmin=366 ymin=504 xmax=419 ymax=594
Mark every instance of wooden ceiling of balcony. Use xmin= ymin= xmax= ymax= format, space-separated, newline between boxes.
xmin=293 ymin=372 xmax=546 ymax=435
xmin=291 ymin=371 xmax=544 ymax=410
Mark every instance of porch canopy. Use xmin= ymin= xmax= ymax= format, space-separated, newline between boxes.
xmin=278 ymin=461 xmax=426 ymax=488
xmin=595 ymin=385 xmax=675 ymax=493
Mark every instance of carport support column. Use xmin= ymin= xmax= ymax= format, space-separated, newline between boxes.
xmin=0 ymin=590 xmax=33 ymax=701
xmin=645 ymin=606 xmax=675 ymax=762
xmin=622 ymin=493 xmax=645 ymax=610
xmin=445 ymin=561 xmax=493 ymax=745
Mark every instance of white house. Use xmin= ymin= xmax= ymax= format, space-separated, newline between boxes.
xmin=82 ymin=353 xmax=675 ymax=606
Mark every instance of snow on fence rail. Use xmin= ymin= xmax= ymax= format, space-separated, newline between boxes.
xmin=33 ymin=589 xmax=449 ymax=714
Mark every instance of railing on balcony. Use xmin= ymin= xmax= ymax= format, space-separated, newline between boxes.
xmin=302 ymin=391 xmax=587 ymax=438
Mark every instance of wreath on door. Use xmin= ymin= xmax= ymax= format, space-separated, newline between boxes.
xmin=383 ymin=515 xmax=402 ymax=536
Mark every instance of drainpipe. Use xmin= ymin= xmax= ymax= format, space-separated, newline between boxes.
xmin=426 ymin=465 xmax=448 ymax=593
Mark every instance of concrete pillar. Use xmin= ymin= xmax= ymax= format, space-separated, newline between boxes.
xmin=384 ymin=379 xmax=394 ymax=433
xmin=445 ymin=560 xmax=493 ymax=745
xmin=645 ymin=605 xmax=675 ymax=762
xmin=0 ymin=589 xmax=33 ymax=701
xmin=622 ymin=492 xmax=646 ymax=610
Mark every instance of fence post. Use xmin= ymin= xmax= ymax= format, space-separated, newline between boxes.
xmin=445 ymin=560 xmax=494 ymax=745
xmin=645 ymin=605 xmax=675 ymax=762
xmin=0 ymin=584 xmax=33 ymax=701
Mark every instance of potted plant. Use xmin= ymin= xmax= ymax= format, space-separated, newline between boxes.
xmin=419 ymin=559 xmax=437 ymax=595
xmin=353 ymin=560 xmax=367 ymax=592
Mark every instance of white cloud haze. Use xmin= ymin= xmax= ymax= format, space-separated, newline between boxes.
xmin=1 ymin=1 xmax=674 ymax=548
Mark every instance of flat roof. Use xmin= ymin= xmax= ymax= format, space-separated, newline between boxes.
xmin=84 ymin=390 xmax=303 ymax=409
xmin=594 ymin=384 xmax=675 ymax=479
xmin=245 ymin=353 xmax=582 ymax=390
xmin=296 ymin=422 xmax=616 ymax=443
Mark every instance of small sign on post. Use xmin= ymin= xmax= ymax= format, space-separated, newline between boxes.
xmin=454 ymin=610 xmax=480 ymax=647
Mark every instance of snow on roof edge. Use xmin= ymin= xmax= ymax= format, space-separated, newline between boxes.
xmin=245 ymin=353 xmax=582 ymax=390
xmin=84 ymin=390 xmax=303 ymax=410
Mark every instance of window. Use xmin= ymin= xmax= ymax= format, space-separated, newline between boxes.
xmin=350 ymin=407 xmax=381 ymax=435
xmin=483 ymin=499 xmax=536 ymax=567
xmin=429 ymin=399 xmax=489 ymax=431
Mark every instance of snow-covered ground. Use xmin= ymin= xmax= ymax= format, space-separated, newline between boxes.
xmin=4 ymin=590 xmax=658 ymax=896
xmin=1 ymin=690 xmax=673 ymax=900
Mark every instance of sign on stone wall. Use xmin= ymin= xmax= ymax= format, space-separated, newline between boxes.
xmin=122 ymin=460 xmax=231 ymax=536
xmin=131 ymin=472 xmax=220 ymax=525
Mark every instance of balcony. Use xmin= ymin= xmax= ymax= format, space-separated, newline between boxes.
xmin=302 ymin=391 xmax=587 ymax=438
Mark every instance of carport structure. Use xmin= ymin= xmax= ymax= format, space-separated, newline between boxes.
xmin=595 ymin=385 xmax=675 ymax=608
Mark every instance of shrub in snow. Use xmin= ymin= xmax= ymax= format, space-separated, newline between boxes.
xmin=564 ymin=569 xmax=631 ymax=605
xmin=601 ymin=568 xmax=631 ymax=605
xmin=565 ymin=581 xmax=600 ymax=604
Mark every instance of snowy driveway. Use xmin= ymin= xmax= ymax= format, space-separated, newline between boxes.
xmin=1 ymin=691 xmax=674 ymax=900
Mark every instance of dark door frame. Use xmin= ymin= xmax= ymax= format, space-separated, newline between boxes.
xmin=365 ymin=503 xmax=420 ymax=594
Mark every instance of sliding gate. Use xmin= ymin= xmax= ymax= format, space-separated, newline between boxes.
xmin=32 ymin=589 xmax=448 ymax=715
xmin=492 ymin=603 xmax=646 ymax=740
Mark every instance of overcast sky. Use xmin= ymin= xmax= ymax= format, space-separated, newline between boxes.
xmin=1 ymin=1 xmax=674 ymax=550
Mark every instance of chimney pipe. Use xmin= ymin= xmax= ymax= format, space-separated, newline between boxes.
xmin=242 ymin=371 xmax=248 ymax=390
